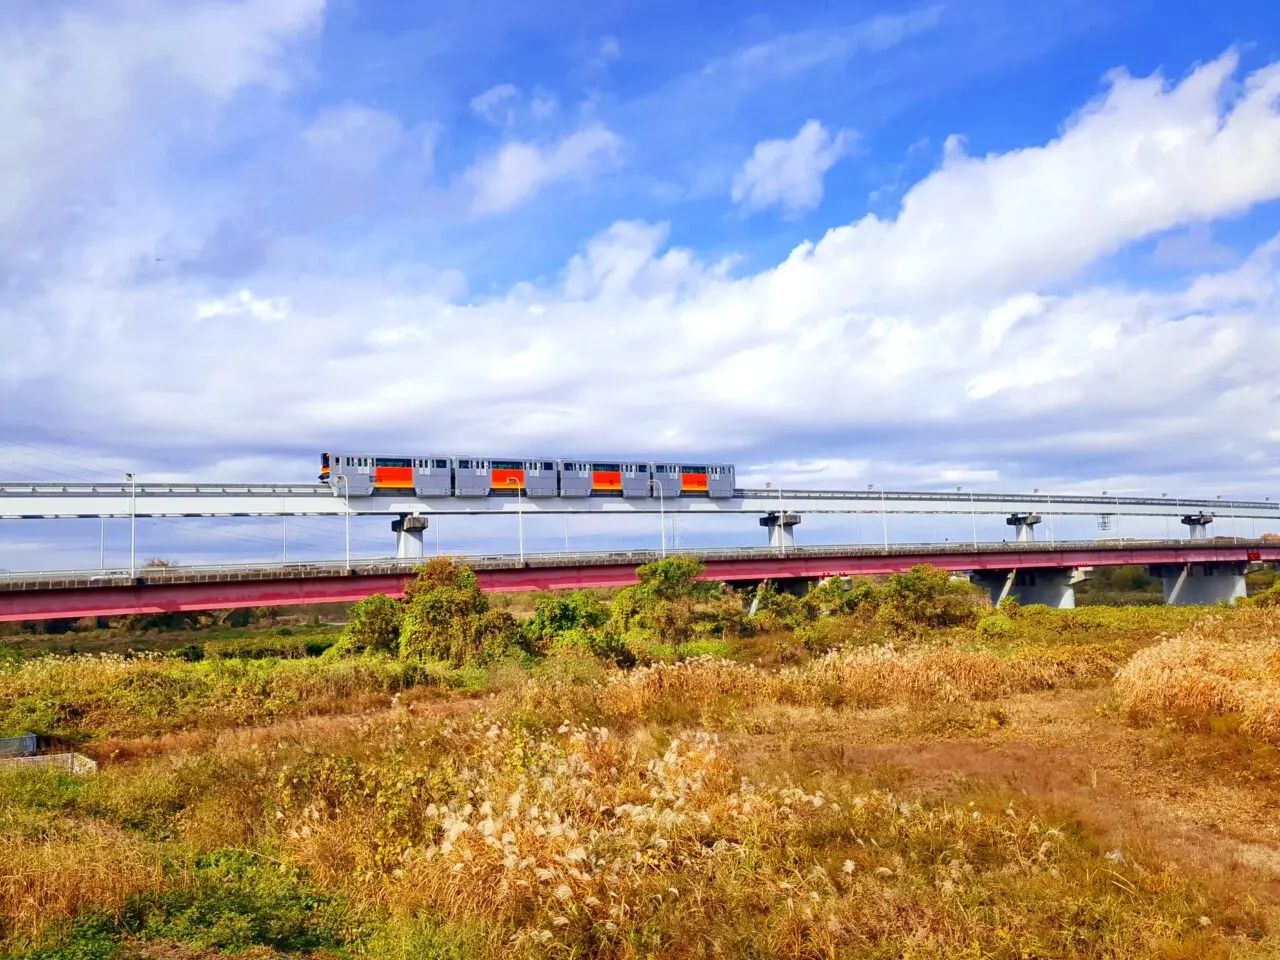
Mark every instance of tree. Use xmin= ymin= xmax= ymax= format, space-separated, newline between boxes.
xmin=875 ymin=565 xmax=982 ymax=634
xmin=397 ymin=559 xmax=523 ymax=665
xmin=608 ymin=556 xmax=721 ymax=651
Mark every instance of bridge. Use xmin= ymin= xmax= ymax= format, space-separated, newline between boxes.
xmin=3 ymin=539 xmax=1276 ymax=622
xmin=3 ymin=482 xmax=1277 ymax=557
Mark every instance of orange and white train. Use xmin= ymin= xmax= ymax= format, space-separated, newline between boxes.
xmin=320 ymin=453 xmax=735 ymax=498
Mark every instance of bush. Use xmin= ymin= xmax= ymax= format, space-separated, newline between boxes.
xmin=976 ymin=613 xmax=1015 ymax=639
xmin=524 ymin=592 xmax=609 ymax=649
xmin=339 ymin=594 xmax=403 ymax=655
xmin=398 ymin=559 xmax=524 ymax=666
xmin=607 ymin=556 xmax=722 ymax=652
xmin=876 ymin=566 xmax=984 ymax=634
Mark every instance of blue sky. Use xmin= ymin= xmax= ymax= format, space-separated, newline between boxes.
xmin=2 ymin=0 xmax=1280 ymax=566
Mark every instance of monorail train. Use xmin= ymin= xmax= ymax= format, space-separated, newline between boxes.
xmin=319 ymin=453 xmax=735 ymax=498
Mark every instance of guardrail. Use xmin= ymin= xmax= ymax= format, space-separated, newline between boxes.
xmin=1 ymin=538 xmax=1272 ymax=589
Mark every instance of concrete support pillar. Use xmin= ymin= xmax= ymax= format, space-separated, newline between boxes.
xmin=1149 ymin=562 xmax=1246 ymax=605
xmin=392 ymin=514 xmax=428 ymax=559
xmin=760 ymin=512 xmax=801 ymax=548
xmin=970 ymin=568 xmax=1077 ymax=608
xmin=1180 ymin=513 xmax=1213 ymax=540
xmin=1006 ymin=513 xmax=1042 ymax=543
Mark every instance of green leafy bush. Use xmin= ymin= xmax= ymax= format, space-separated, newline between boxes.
xmin=338 ymin=594 xmax=404 ymax=655
xmin=398 ymin=559 xmax=524 ymax=666
xmin=976 ymin=613 xmax=1015 ymax=639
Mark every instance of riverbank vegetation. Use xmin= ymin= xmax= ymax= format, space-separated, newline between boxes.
xmin=2 ymin=559 xmax=1278 ymax=958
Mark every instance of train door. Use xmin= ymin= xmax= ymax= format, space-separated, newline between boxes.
xmin=455 ymin=458 xmax=491 ymax=497
xmin=559 ymin=460 xmax=591 ymax=497
xmin=414 ymin=457 xmax=452 ymax=497
xmin=525 ymin=460 xmax=558 ymax=497
xmin=621 ymin=462 xmax=650 ymax=498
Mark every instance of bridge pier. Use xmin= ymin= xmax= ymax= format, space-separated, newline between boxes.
xmin=392 ymin=514 xmax=428 ymax=559
xmin=1005 ymin=513 xmax=1042 ymax=542
xmin=970 ymin=567 xmax=1076 ymax=608
xmin=760 ymin=512 xmax=801 ymax=549
xmin=1181 ymin=513 xmax=1214 ymax=540
xmin=1149 ymin=562 xmax=1246 ymax=605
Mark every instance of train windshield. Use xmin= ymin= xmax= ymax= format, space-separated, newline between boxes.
xmin=321 ymin=452 xmax=330 ymax=468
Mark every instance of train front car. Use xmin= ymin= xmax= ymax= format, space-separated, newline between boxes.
xmin=674 ymin=463 xmax=735 ymax=497
xmin=319 ymin=452 xmax=331 ymax=483
xmin=323 ymin=454 xmax=375 ymax=496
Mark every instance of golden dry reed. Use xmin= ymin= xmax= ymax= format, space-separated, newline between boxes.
xmin=1114 ymin=607 xmax=1280 ymax=741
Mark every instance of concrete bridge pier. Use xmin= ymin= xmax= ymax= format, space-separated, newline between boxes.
xmin=1006 ymin=513 xmax=1042 ymax=542
xmin=1181 ymin=513 xmax=1214 ymax=540
xmin=760 ymin=512 xmax=801 ymax=549
xmin=970 ymin=567 xmax=1076 ymax=608
xmin=392 ymin=514 xmax=428 ymax=559
xmin=1149 ymin=562 xmax=1246 ymax=605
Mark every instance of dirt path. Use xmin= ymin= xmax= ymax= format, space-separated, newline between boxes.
xmin=721 ymin=686 xmax=1280 ymax=905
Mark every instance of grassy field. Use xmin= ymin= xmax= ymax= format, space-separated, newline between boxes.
xmin=2 ymin=566 xmax=1279 ymax=959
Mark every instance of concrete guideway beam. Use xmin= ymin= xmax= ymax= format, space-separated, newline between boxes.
xmin=1148 ymin=562 xmax=1246 ymax=605
xmin=392 ymin=514 xmax=428 ymax=559
xmin=760 ymin=512 xmax=802 ymax=549
xmin=970 ymin=567 xmax=1077 ymax=608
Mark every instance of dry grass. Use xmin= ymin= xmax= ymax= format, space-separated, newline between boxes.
xmin=272 ymin=710 xmax=1250 ymax=958
xmin=1115 ymin=608 xmax=1280 ymax=742
xmin=0 ymin=824 xmax=167 ymax=945
xmin=520 ymin=643 xmax=1128 ymax=729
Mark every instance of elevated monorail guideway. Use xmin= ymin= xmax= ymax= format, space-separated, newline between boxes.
xmin=0 ymin=482 xmax=1275 ymax=520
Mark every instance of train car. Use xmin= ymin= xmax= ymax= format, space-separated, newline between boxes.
xmin=320 ymin=452 xmax=737 ymax=499
xmin=675 ymin=463 xmax=735 ymax=497
xmin=490 ymin=459 xmax=558 ymax=497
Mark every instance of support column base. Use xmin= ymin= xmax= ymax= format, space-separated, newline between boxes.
xmin=970 ymin=568 xmax=1076 ymax=609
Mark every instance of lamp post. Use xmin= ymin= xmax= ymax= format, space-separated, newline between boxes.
xmin=99 ymin=516 xmax=105 ymax=570
xmin=868 ymin=484 xmax=888 ymax=548
xmin=1162 ymin=493 xmax=1170 ymax=540
xmin=1035 ymin=488 xmax=1055 ymax=546
xmin=956 ymin=486 xmax=977 ymax=547
xmin=126 ymin=473 xmax=136 ymax=578
xmin=336 ymin=475 xmax=351 ymax=569
xmin=507 ymin=477 xmax=525 ymax=563
xmin=649 ymin=477 xmax=666 ymax=557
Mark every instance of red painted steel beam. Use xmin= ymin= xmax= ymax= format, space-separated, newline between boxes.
xmin=2 ymin=546 xmax=1277 ymax=622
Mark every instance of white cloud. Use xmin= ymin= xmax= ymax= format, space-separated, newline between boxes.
xmin=465 ymin=125 xmax=623 ymax=215
xmin=195 ymin=289 xmax=291 ymax=322
xmin=4 ymin=43 xmax=1280 ymax=517
xmin=732 ymin=120 xmax=852 ymax=216
xmin=470 ymin=83 xmax=519 ymax=126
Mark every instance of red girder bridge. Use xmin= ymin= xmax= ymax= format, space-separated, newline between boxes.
xmin=2 ymin=540 xmax=1276 ymax=622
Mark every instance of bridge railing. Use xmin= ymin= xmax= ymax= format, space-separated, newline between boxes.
xmin=0 ymin=537 xmax=1270 ymax=586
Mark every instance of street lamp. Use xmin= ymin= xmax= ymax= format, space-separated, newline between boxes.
xmin=1161 ymin=493 xmax=1170 ymax=540
xmin=956 ymin=486 xmax=977 ymax=547
xmin=335 ymin=474 xmax=351 ymax=569
xmin=649 ymin=476 xmax=666 ymax=557
xmin=868 ymin=484 xmax=888 ymax=548
xmin=1034 ymin=488 xmax=1055 ymax=545
xmin=765 ymin=480 xmax=785 ymax=555
xmin=126 ymin=473 xmax=136 ymax=578
xmin=507 ymin=477 xmax=525 ymax=563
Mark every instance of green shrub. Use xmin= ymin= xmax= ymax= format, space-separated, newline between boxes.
xmin=976 ymin=613 xmax=1015 ymax=639
xmin=876 ymin=565 xmax=984 ymax=634
xmin=338 ymin=594 xmax=403 ymax=655
xmin=398 ymin=559 xmax=524 ymax=666
xmin=607 ymin=556 xmax=721 ymax=651
xmin=524 ymin=592 xmax=609 ymax=648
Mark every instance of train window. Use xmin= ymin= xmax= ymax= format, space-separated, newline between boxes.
xmin=637 ymin=464 xmax=648 ymax=472
xmin=458 ymin=459 xmax=471 ymax=469
xmin=543 ymin=461 xmax=554 ymax=471
xmin=493 ymin=460 xmax=521 ymax=470
xmin=435 ymin=459 xmax=448 ymax=469
xmin=682 ymin=465 xmax=705 ymax=474
xmin=593 ymin=463 xmax=621 ymax=472
xmin=378 ymin=457 xmax=412 ymax=468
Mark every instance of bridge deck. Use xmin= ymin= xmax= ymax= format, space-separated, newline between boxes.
xmin=2 ymin=540 xmax=1276 ymax=623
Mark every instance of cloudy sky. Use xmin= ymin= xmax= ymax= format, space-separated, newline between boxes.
xmin=2 ymin=0 xmax=1280 ymax=566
